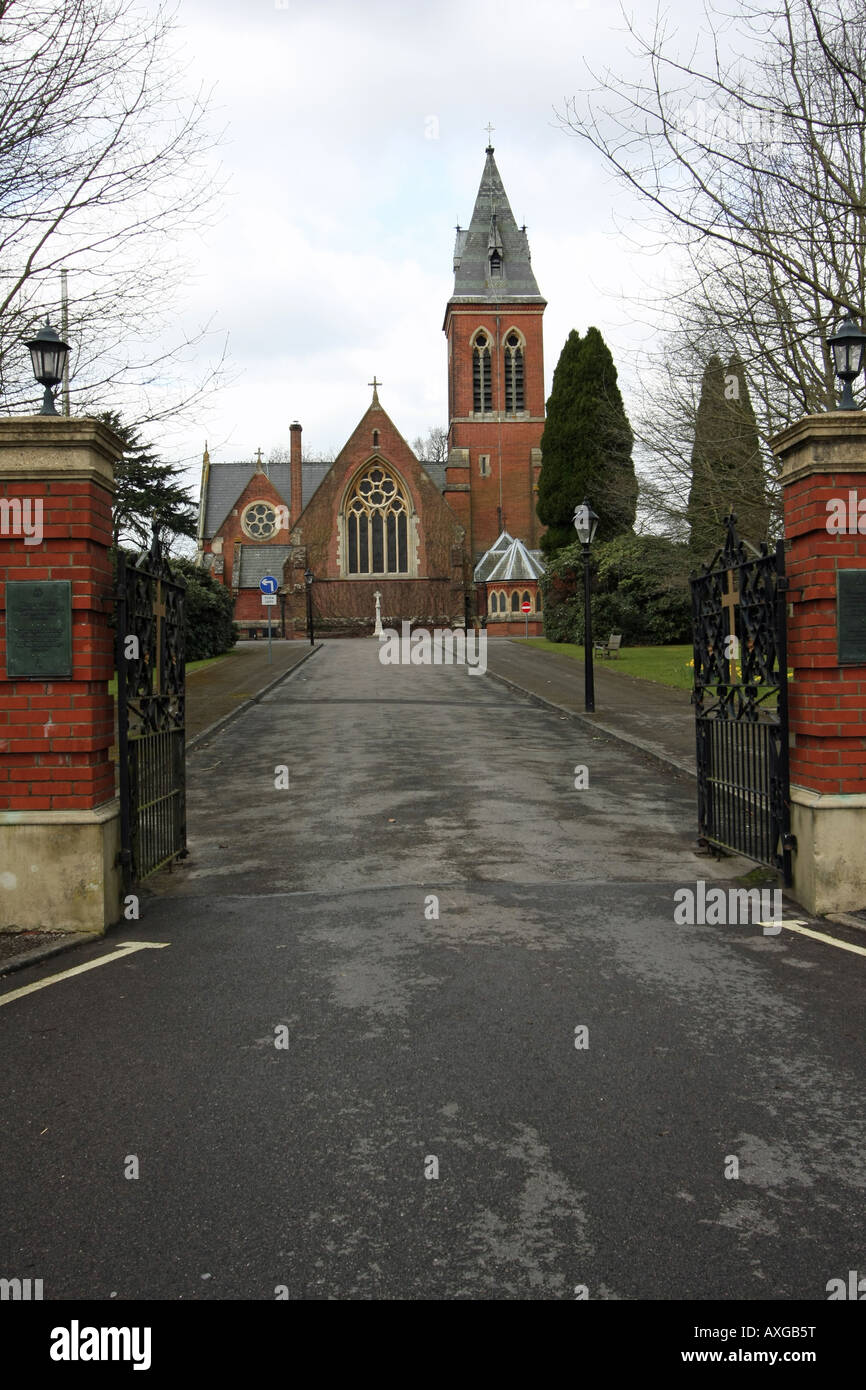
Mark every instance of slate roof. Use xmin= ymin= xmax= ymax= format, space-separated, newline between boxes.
xmin=237 ymin=545 xmax=293 ymax=589
xmin=203 ymin=456 xmax=447 ymax=538
xmin=450 ymin=148 xmax=545 ymax=304
xmin=474 ymin=532 xmax=546 ymax=583
xmin=201 ymin=461 xmax=332 ymax=539
xmin=420 ymin=460 xmax=446 ymax=491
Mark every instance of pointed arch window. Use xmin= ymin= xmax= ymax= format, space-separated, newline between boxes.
xmin=473 ymin=332 xmax=492 ymax=413
xmin=505 ymin=331 xmax=525 ymax=413
xmin=345 ymin=464 xmax=409 ymax=575
xmin=490 ymin=591 xmax=498 ymax=614
xmin=489 ymin=250 xmax=503 ymax=278
xmin=511 ymin=591 xmax=520 ymax=612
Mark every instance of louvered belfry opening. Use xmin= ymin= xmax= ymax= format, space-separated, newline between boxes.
xmin=473 ymin=334 xmax=492 ymax=413
xmin=505 ymin=332 xmax=524 ymax=412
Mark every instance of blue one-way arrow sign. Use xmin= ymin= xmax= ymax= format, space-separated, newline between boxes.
xmin=259 ymin=574 xmax=278 ymax=595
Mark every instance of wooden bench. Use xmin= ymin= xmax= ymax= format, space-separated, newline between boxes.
xmin=593 ymin=632 xmax=622 ymax=659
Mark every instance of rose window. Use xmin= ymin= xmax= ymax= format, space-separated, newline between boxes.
xmin=242 ymin=502 xmax=277 ymax=539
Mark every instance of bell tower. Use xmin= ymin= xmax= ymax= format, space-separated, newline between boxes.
xmin=443 ymin=142 xmax=546 ymax=560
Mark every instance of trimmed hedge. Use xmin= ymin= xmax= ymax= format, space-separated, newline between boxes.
xmin=170 ymin=557 xmax=238 ymax=661
xmin=542 ymin=534 xmax=693 ymax=646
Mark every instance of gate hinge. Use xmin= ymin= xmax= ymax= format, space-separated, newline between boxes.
xmin=782 ymin=832 xmax=797 ymax=853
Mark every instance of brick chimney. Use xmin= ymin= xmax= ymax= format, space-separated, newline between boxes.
xmin=290 ymin=421 xmax=302 ymax=523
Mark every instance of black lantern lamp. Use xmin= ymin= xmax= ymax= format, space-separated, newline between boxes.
xmin=573 ymin=498 xmax=599 ymax=712
xmin=304 ymin=567 xmax=315 ymax=646
xmin=827 ymin=315 xmax=866 ymax=411
xmin=573 ymin=499 xmax=599 ymax=547
xmin=25 ymin=322 xmax=70 ymax=416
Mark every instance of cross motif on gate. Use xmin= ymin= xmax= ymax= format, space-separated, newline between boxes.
xmin=152 ymin=578 xmax=167 ymax=692
xmin=720 ymin=568 xmax=739 ymax=643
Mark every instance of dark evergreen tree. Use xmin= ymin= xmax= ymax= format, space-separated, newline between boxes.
xmin=98 ymin=411 xmax=197 ymax=549
xmin=537 ymin=326 xmax=637 ymax=556
xmin=170 ymin=557 xmax=238 ymax=660
xmin=724 ymin=352 xmax=769 ymax=549
xmin=687 ymin=356 xmax=728 ymax=565
xmin=687 ymin=354 xmax=769 ymax=565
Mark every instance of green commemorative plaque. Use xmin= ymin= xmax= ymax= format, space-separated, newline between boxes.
xmin=838 ymin=570 xmax=866 ymax=665
xmin=5 ymin=581 xmax=72 ymax=679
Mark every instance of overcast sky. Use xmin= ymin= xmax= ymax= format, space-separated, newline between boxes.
xmin=153 ymin=0 xmax=716 ymax=486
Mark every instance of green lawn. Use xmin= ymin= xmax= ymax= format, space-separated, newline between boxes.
xmin=108 ymin=652 xmax=228 ymax=697
xmin=523 ymin=639 xmax=695 ymax=691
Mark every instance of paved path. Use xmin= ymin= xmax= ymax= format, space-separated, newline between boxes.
xmin=485 ymin=639 xmax=696 ymax=776
xmin=186 ymin=639 xmax=317 ymax=741
xmin=0 ymin=641 xmax=317 ymax=976
xmin=2 ymin=639 xmax=865 ymax=1302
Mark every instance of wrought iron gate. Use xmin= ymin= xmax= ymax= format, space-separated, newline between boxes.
xmin=116 ymin=528 xmax=187 ymax=890
xmin=691 ymin=515 xmax=793 ymax=885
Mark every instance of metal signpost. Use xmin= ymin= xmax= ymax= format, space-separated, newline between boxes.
xmin=522 ymin=598 xmax=531 ymax=638
xmin=260 ymin=575 xmax=279 ymax=663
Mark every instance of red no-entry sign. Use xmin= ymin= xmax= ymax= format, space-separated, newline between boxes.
xmin=521 ymin=600 xmax=532 ymax=612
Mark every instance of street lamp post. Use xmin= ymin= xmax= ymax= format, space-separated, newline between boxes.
xmin=573 ymin=499 xmax=599 ymax=713
xmin=25 ymin=322 xmax=70 ymax=416
xmin=304 ymin=567 xmax=315 ymax=646
xmin=827 ymin=315 xmax=866 ymax=411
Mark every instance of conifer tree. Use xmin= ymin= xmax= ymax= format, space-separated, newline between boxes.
xmin=537 ymin=327 xmax=637 ymax=555
xmin=99 ymin=411 xmax=197 ymax=550
xmin=687 ymin=356 xmax=728 ymax=564
xmin=687 ymin=354 xmax=769 ymax=564
xmin=724 ymin=352 xmax=769 ymax=549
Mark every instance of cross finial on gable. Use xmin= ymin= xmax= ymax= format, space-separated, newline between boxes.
xmin=368 ymin=376 xmax=382 ymax=406
xmin=254 ymin=447 xmax=264 ymax=471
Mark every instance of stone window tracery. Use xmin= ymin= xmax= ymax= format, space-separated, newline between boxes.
xmin=242 ymin=501 xmax=278 ymax=539
xmin=345 ymin=464 xmax=409 ymax=575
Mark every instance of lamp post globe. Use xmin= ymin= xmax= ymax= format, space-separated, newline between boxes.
xmin=573 ymin=500 xmax=599 ymax=547
xmin=827 ymin=315 xmax=866 ymax=411
xmin=25 ymin=322 xmax=70 ymax=416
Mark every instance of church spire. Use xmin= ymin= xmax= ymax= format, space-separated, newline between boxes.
xmin=450 ymin=146 xmax=544 ymax=303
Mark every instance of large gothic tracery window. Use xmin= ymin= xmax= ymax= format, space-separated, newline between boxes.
xmin=504 ymin=332 xmax=525 ymax=412
xmin=473 ymin=333 xmax=492 ymax=413
xmin=346 ymin=464 xmax=409 ymax=575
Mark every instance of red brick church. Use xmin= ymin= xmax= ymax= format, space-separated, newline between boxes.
xmin=196 ymin=144 xmax=547 ymax=636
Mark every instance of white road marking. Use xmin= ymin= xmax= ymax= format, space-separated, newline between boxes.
xmin=780 ymin=922 xmax=866 ymax=958
xmin=0 ymin=942 xmax=170 ymax=1008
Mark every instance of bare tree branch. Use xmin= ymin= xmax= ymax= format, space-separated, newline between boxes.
xmin=0 ymin=0 xmax=228 ymax=430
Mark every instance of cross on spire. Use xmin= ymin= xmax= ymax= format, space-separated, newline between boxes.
xmin=484 ymin=122 xmax=495 ymax=147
